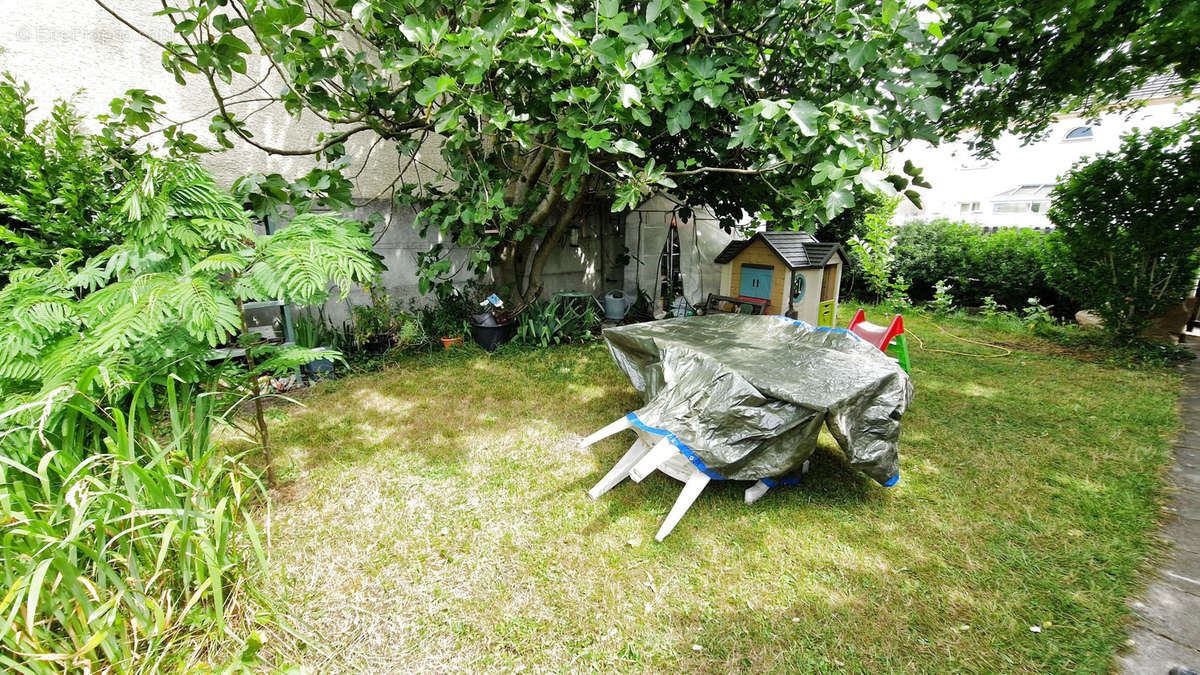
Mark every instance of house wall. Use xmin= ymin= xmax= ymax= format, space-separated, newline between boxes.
xmin=312 ymin=200 xmax=625 ymax=326
xmin=789 ymin=268 xmax=823 ymax=324
xmin=893 ymin=98 xmax=1200 ymax=228
xmin=728 ymin=240 xmax=788 ymax=315
xmin=0 ymin=1 xmax=430 ymax=197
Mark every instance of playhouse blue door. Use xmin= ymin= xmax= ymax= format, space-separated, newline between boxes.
xmin=739 ymin=266 xmax=773 ymax=300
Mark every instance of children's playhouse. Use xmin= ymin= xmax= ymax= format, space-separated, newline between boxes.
xmin=713 ymin=231 xmax=847 ymax=326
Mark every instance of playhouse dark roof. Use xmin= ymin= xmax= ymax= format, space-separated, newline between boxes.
xmin=714 ymin=231 xmax=846 ymax=269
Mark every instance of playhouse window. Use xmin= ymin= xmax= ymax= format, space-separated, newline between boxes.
xmin=791 ymin=275 xmax=805 ymax=302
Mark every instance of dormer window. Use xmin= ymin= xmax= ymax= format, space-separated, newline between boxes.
xmin=1064 ymin=126 xmax=1093 ymax=142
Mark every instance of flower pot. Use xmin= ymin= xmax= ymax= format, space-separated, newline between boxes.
xmin=440 ymin=336 xmax=464 ymax=350
xmin=302 ymin=347 xmax=334 ymax=378
xmin=469 ymin=321 xmax=516 ymax=352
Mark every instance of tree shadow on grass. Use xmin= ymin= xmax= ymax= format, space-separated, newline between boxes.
xmin=571 ymin=441 xmax=884 ymax=542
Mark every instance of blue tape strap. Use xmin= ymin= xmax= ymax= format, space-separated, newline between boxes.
xmin=625 ymin=413 xmax=725 ymax=480
xmin=775 ymin=315 xmax=866 ymax=343
xmin=816 ymin=326 xmax=866 ymax=342
xmin=883 ymin=472 xmax=900 ymax=487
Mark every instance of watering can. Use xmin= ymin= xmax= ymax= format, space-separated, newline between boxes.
xmin=604 ymin=290 xmax=633 ymax=320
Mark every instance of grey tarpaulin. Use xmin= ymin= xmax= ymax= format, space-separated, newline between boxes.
xmin=602 ymin=313 xmax=914 ymax=486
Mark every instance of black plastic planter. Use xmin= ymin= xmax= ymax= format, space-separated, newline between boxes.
xmin=302 ymin=355 xmax=334 ymax=378
xmin=470 ymin=322 xmax=516 ymax=352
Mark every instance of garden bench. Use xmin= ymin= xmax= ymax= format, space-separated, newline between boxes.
xmin=702 ymin=293 xmax=768 ymax=315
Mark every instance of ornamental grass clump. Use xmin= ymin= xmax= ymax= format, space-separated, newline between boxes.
xmin=0 ymin=378 xmax=265 ymax=673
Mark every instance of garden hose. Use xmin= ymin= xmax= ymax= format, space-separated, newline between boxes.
xmin=906 ymin=322 xmax=1013 ymax=358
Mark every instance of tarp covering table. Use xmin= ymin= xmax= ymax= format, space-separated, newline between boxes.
xmin=602 ymin=313 xmax=914 ymax=486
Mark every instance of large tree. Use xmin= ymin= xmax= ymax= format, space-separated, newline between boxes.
xmin=94 ymin=0 xmax=1197 ymax=301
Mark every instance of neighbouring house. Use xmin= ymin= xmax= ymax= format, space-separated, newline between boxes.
xmin=713 ymin=232 xmax=846 ymax=326
xmin=894 ymin=74 xmax=1199 ymax=230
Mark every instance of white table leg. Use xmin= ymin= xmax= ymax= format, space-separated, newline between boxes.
xmin=587 ymin=439 xmax=649 ymax=499
xmin=629 ymin=437 xmax=677 ymax=483
xmin=579 ymin=416 xmax=633 ymax=448
xmin=655 ymin=469 xmax=711 ymax=541
xmin=744 ymin=480 xmax=770 ymax=504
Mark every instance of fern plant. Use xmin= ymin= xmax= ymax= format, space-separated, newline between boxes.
xmin=0 ymin=158 xmax=380 ymax=480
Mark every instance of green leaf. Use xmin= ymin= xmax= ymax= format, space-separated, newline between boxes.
xmin=619 ymin=83 xmax=642 ymax=108
xmin=786 ymin=101 xmax=821 ymax=137
xmin=845 ymin=41 xmax=873 ymax=71
xmin=415 ymin=75 xmax=455 ymax=106
xmin=915 ymin=95 xmax=945 ymax=122
xmin=646 ymin=0 xmax=663 ymax=22
xmin=882 ymin=0 xmax=899 ymax=26
xmin=612 ymin=139 xmax=645 ymax=158
xmin=824 ymin=186 xmax=855 ymax=221
xmin=758 ymin=99 xmax=786 ymax=121
xmin=631 ymin=49 xmax=657 ymax=70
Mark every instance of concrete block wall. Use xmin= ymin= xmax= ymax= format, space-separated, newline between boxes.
xmin=309 ymin=200 xmax=626 ymax=326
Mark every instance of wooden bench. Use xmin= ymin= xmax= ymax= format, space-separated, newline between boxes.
xmin=703 ymin=293 xmax=768 ymax=315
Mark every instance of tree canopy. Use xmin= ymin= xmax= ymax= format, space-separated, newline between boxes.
xmin=95 ymin=0 xmax=1198 ymax=300
xmin=1045 ymin=119 xmax=1200 ymax=339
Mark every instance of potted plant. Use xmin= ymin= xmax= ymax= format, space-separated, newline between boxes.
xmin=434 ymin=312 xmax=465 ymax=349
xmin=469 ymin=309 xmax=516 ymax=352
xmin=422 ymin=288 xmax=476 ymax=350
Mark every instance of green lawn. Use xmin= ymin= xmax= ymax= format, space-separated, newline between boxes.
xmin=252 ymin=307 xmax=1182 ymax=672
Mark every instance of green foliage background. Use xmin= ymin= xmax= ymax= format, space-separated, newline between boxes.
xmin=1046 ymin=119 xmax=1200 ymax=339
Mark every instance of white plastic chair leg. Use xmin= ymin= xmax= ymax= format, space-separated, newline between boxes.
xmin=744 ymin=460 xmax=810 ymax=505
xmin=579 ymin=416 xmax=633 ymax=448
xmin=587 ymin=439 xmax=649 ymax=499
xmin=629 ymin=437 xmax=676 ymax=483
xmin=744 ymin=480 xmax=770 ymax=504
xmin=655 ymin=469 xmax=711 ymax=541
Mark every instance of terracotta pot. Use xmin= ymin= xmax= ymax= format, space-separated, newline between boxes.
xmin=440 ymin=336 xmax=464 ymax=350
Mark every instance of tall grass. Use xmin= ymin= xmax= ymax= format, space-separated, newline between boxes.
xmin=0 ymin=374 xmax=266 ymax=673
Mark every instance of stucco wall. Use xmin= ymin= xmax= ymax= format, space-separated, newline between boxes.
xmin=0 ymin=0 xmax=435 ymax=196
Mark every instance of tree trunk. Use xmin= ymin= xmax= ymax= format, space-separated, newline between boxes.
xmin=512 ymin=153 xmax=571 ymax=301
xmin=236 ymin=299 xmax=274 ymax=485
xmin=524 ymin=189 xmax=587 ymax=303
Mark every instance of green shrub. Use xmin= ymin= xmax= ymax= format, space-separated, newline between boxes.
xmin=889 ymin=219 xmax=1065 ymax=312
xmin=1046 ymin=117 xmax=1200 ymax=340
xmin=846 ymin=198 xmax=908 ymax=302
xmin=0 ymin=377 xmax=265 ymax=672
xmin=349 ymin=286 xmax=427 ymax=351
xmin=0 ymin=76 xmax=130 ymax=281
xmin=0 ymin=158 xmax=379 ymax=484
xmin=891 ymin=219 xmax=976 ymax=302
xmin=420 ymin=288 xmax=478 ymax=339
xmin=929 ymin=279 xmax=956 ymax=315
xmin=963 ymin=227 xmax=1059 ymax=311
xmin=0 ymin=74 xmax=198 ymax=284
